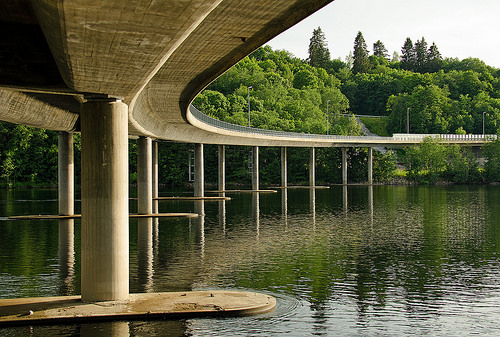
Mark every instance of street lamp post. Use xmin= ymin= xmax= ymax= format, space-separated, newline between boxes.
xmin=326 ymin=100 xmax=331 ymax=135
xmin=483 ymin=111 xmax=486 ymax=136
xmin=407 ymin=107 xmax=410 ymax=134
xmin=247 ymin=86 xmax=252 ymax=127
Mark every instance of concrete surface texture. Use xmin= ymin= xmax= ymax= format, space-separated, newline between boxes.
xmin=0 ymin=0 xmax=334 ymax=146
xmin=0 ymin=291 xmax=276 ymax=326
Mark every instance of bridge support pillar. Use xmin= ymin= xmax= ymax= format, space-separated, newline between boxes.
xmin=252 ymin=146 xmax=259 ymax=190
xmin=152 ymin=140 xmax=159 ymax=214
xmin=194 ymin=143 xmax=204 ymax=197
xmin=309 ymin=147 xmax=315 ymax=187
xmin=58 ymin=132 xmax=74 ymax=216
xmin=367 ymin=147 xmax=373 ymax=185
xmin=137 ymin=136 xmax=153 ymax=215
xmin=80 ymin=98 xmax=129 ymax=302
xmin=58 ymin=131 xmax=75 ymax=296
xmin=281 ymin=147 xmax=287 ymax=188
xmin=342 ymin=147 xmax=348 ymax=185
xmin=218 ymin=145 xmax=225 ymax=192
xmin=137 ymin=137 xmax=154 ymax=293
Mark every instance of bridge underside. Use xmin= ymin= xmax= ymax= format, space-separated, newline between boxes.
xmin=0 ymin=0 xmax=335 ymax=147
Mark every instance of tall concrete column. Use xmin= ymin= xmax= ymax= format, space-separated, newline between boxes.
xmin=367 ymin=147 xmax=373 ymax=185
xmin=58 ymin=132 xmax=75 ymax=295
xmin=309 ymin=147 xmax=315 ymax=187
xmin=342 ymin=147 xmax=348 ymax=185
xmin=80 ymin=98 xmax=129 ymax=302
xmin=58 ymin=132 xmax=74 ymax=215
xmin=137 ymin=136 xmax=153 ymax=215
xmin=194 ymin=143 xmax=204 ymax=197
xmin=137 ymin=136 xmax=154 ymax=292
xmin=152 ymin=140 xmax=159 ymax=214
xmin=218 ymin=145 xmax=225 ymax=192
xmin=281 ymin=147 xmax=287 ymax=188
xmin=252 ymin=146 xmax=259 ymax=191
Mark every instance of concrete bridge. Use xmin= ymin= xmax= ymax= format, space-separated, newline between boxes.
xmin=0 ymin=0 xmax=495 ymax=315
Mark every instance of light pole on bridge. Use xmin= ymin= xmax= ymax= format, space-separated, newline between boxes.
xmin=407 ymin=107 xmax=410 ymax=134
xmin=326 ymin=99 xmax=331 ymax=135
xmin=247 ymin=86 xmax=252 ymax=127
xmin=483 ymin=111 xmax=486 ymax=136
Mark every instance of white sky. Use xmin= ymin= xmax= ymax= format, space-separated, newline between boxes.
xmin=267 ymin=0 xmax=500 ymax=68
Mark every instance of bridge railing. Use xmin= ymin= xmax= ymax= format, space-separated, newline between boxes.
xmin=190 ymin=105 xmax=497 ymax=143
xmin=189 ymin=105 xmax=388 ymax=141
xmin=393 ymin=133 xmax=497 ymax=141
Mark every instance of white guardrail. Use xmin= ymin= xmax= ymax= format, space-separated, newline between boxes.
xmin=190 ymin=105 xmax=497 ymax=143
xmin=393 ymin=133 xmax=497 ymax=141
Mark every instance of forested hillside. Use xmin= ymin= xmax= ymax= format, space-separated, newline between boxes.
xmin=195 ymin=29 xmax=500 ymax=136
xmin=2 ymin=28 xmax=500 ymax=187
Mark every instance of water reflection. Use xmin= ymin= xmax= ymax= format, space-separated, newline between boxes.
xmin=281 ymin=189 xmax=288 ymax=227
xmin=80 ymin=321 xmax=129 ymax=337
xmin=3 ymin=186 xmax=500 ymax=336
xmin=218 ymin=194 xmax=226 ymax=235
xmin=137 ymin=217 xmax=153 ymax=292
xmin=368 ymin=185 xmax=373 ymax=226
xmin=342 ymin=185 xmax=348 ymax=214
xmin=58 ymin=219 xmax=75 ymax=295
xmin=310 ymin=188 xmax=316 ymax=228
xmin=252 ymin=193 xmax=260 ymax=239
xmin=194 ymin=200 xmax=205 ymax=258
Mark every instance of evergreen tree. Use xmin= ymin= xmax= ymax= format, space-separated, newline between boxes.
xmin=352 ymin=31 xmax=371 ymax=74
xmin=373 ymin=40 xmax=389 ymax=60
xmin=414 ymin=37 xmax=429 ymax=73
xmin=391 ymin=51 xmax=400 ymax=63
xmin=307 ymin=27 xmax=331 ymax=69
xmin=401 ymin=37 xmax=415 ymax=70
xmin=427 ymin=42 xmax=443 ymax=72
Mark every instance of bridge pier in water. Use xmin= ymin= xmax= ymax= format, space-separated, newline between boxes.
xmin=309 ymin=147 xmax=315 ymax=187
xmin=281 ymin=147 xmax=287 ymax=187
xmin=218 ymin=145 xmax=225 ymax=191
xmin=58 ymin=132 xmax=74 ymax=216
xmin=137 ymin=136 xmax=153 ymax=215
xmin=137 ymin=136 xmax=154 ymax=291
xmin=80 ymin=98 xmax=129 ymax=302
xmin=58 ymin=132 xmax=75 ymax=296
xmin=152 ymin=140 xmax=159 ymax=214
xmin=342 ymin=147 xmax=348 ymax=185
xmin=367 ymin=147 xmax=373 ymax=185
xmin=194 ymin=143 xmax=204 ymax=197
xmin=252 ymin=146 xmax=259 ymax=190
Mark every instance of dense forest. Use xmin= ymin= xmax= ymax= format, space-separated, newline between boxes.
xmin=2 ymin=28 xmax=500 ymax=187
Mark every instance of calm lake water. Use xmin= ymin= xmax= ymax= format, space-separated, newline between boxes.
xmin=1 ymin=185 xmax=500 ymax=336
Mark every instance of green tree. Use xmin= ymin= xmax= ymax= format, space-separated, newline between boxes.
xmin=445 ymin=145 xmax=481 ymax=183
xmin=483 ymin=137 xmax=500 ymax=182
xmin=413 ymin=37 xmax=428 ymax=73
xmin=400 ymin=37 xmax=415 ymax=70
xmin=352 ymin=31 xmax=371 ymax=74
xmin=192 ymin=90 xmax=230 ymax=119
xmin=426 ymin=42 xmax=442 ymax=72
xmin=373 ymin=40 xmax=389 ymax=60
xmin=293 ymin=69 xmax=318 ymax=89
xmin=307 ymin=27 xmax=331 ymax=69
xmin=403 ymin=137 xmax=448 ymax=184
xmin=373 ymin=150 xmax=397 ymax=182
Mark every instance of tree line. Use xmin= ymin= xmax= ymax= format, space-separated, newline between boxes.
xmin=1 ymin=27 xmax=500 ymax=187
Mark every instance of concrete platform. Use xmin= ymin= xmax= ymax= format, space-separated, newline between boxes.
xmin=154 ymin=196 xmax=231 ymax=201
xmin=8 ymin=213 xmax=199 ymax=220
xmin=206 ymin=190 xmax=277 ymax=193
xmin=0 ymin=291 xmax=276 ymax=326
xmin=274 ymin=186 xmax=330 ymax=189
